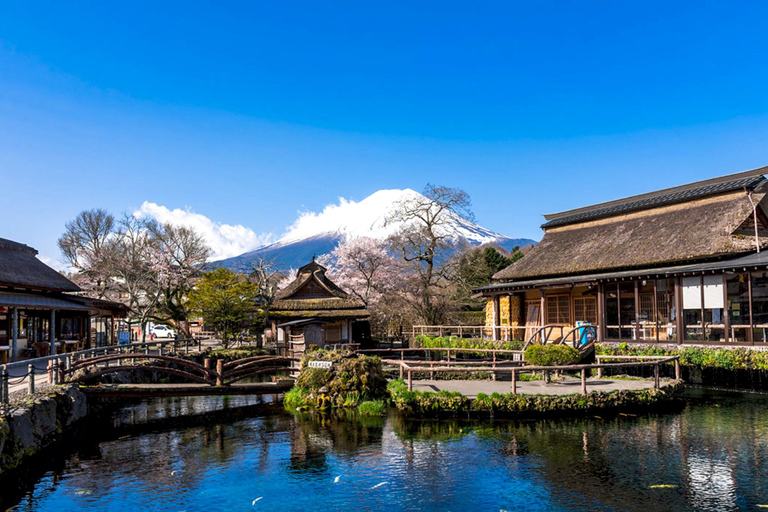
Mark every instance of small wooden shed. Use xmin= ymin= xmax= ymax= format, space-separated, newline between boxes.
xmin=270 ymin=259 xmax=370 ymax=357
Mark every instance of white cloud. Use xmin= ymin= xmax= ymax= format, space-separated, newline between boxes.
xmin=135 ymin=202 xmax=274 ymax=260
xmin=38 ymin=254 xmax=72 ymax=273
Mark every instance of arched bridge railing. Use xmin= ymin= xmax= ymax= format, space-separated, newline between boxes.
xmin=63 ymin=354 xmax=295 ymax=386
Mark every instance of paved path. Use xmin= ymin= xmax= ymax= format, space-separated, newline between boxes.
xmin=411 ymin=377 xmax=663 ymax=398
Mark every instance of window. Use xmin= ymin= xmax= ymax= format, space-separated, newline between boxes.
xmin=546 ymin=295 xmax=570 ymax=324
xmin=573 ymin=297 xmax=596 ymax=324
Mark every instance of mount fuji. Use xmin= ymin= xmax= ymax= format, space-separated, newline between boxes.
xmin=214 ymin=189 xmax=537 ymax=270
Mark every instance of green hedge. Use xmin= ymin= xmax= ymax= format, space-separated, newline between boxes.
xmin=387 ymin=378 xmax=684 ymax=417
xmin=413 ymin=335 xmax=523 ymax=352
xmin=524 ymin=344 xmax=579 ymax=366
xmin=597 ymin=343 xmax=768 ymax=370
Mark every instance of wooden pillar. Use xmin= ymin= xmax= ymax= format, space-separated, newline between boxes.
xmin=86 ymin=316 xmax=92 ymax=350
xmin=493 ymin=295 xmax=500 ymax=341
xmin=597 ymin=283 xmax=605 ymax=343
xmin=653 ymin=280 xmax=659 ymax=343
xmin=634 ymin=280 xmax=640 ymax=341
xmin=748 ymin=271 xmax=755 ymax=344
xmin=216 ymin=359 xmax=224 ymax=386
xmin=723 ymin=274 xmax=730 ymax=343
xmin=540 ymin=290 xmax=546 ymax=327
xmin=511 ymin=369 xmax=516 ymax=394
xmin=11 ymin=308 xmax=17 ymax=363
xmin=616 ymin=283 xmax=622 ymax=341
xmin=675 ymin=278 xmax=683 ymax=344
xmin=675 ymin=358 xmax=681 ymax=380
xmin=50 ymin=309 xmax=57 ymax=356
xmin=700 ymin=275 xmax=706 ymax=342
xmin=581 ymin=368 xmax=587 ymax=395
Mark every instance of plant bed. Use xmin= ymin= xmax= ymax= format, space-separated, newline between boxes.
xmin=387 ymin=378 xmax=685 ymax=418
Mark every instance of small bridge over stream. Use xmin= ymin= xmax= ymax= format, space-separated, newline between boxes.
xmin=62 ymin=354 xmax=296 ymax=398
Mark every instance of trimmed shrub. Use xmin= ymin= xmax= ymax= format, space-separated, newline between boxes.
xmin=413 ymin=335 xmax=523 ymax=352
xmin=524 ymin=344 xmax=579 ymax=366
xmin=597 ymin=343 xmax=768 ymax=371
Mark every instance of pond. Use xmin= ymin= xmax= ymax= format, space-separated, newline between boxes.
xmin=5 ymin=388 xmax=768 ymax=512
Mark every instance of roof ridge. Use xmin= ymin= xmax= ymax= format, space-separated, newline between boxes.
xmin=541 ymin=166 xmax=768 ymax=229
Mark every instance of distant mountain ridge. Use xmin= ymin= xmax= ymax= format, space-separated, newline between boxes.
xmin=215 ymin=188 xmax=537 ymax=270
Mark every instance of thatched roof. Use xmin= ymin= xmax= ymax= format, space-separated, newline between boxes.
xmin=0 ymin=238 xmax=80 ymax=292
xmin=272 ymin=259 xmax=368 ymax=317
xmin=494 ymin=184 xmax=768 ymax=282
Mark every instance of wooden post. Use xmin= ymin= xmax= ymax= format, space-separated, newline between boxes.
xmin=653 ymin=280 xmax=659 ymax=343
xmin=540 ymin=290 xmax=546 ymax=331
xmin=581 ymin=368 xmax=587 ymax=395
xmin=408 ymin=369 xmax=412 ymax=391
xmin=654 ymin=363 xmax=660 ymax=389
xmin=399 ymin=362 xmax=404 ymax=380
xmin=511 ymin=369 xmax=516 ymax=394
xmin=617 ymin=283 xmax=622 ymax=341
xmin=492 ymin=351 xmax=497 ymax=381
xmin=597 ymin=357 xmax=602 ymax=379
xmin=723 ymin=274 xmax=730 ymax=343
xmin=675 ymin=358 xmax=681 ymax=380
xmin=700 ymin=275 xmax=706 ymax=342
xmin=748 ymin=271 xmax=755 ymax=344
xmin=675 ymin=278 xmax=684 ymax=344
xmin=28 ymin=363 xmax=35 ymax=394
xmin=634 ymin=280 xmax=640 ymax=341
xmin=50 ymin=309 xmax=57 ymax=356
xmin=216 ymin=359 xmax=224 ymax=386
xmin=597 ymin=283 xmax=605 ymax=343
xmin=11 ymin=308 xmax=17 ymax=363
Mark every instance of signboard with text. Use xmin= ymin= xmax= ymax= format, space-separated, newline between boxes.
xmin=308 ymin=361 xmax=333 ymax=369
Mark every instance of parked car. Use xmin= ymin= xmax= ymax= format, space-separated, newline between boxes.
xmin=152 ymin=325 xmax=176 ymax=339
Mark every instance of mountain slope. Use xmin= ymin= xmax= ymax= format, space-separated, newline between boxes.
xmin=215 ymin=189 xmax=537 ymax=270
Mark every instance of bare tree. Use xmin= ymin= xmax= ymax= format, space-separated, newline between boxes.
xmin=149 ymin=222 xmax=211 ymax=338
xmin=59 ymin=210 xmax=211 ymax=341
xmin=387 ymin=184 xmax=474 ymax=325
xmin=58 ymin=209 xmax=116 ymax=298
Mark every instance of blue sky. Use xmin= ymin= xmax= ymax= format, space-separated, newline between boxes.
xmin=2 ymin=1 xmax=768 ymax=264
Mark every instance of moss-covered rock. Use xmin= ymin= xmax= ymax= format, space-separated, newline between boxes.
xmin=291 ymin=349 xmax=387 ymax=408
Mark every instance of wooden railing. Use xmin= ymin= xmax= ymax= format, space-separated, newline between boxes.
xmin=386 ymin=355 xmax=680 ymax=395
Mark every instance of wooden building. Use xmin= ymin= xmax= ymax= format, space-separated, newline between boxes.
xmin=476 ymin=166 xmax=768 ymax=346
xmin=270 ymin=259 xmax=370 ymax=356
xmin=0 ymin=237 xmax=127 ymax=361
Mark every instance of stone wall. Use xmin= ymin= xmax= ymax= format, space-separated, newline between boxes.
xmin=0 ymin=385 xmax=87 ymax=474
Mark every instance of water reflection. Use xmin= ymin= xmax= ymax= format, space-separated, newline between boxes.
xmin=7 ymin=388 xmax=768 ymax=512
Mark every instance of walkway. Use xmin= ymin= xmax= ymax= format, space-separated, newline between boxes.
xmin=411 ymin=377 xmax=665 ymax=398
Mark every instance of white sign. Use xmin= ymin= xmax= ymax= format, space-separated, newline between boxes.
xmin=308 ymin=361 xmax=332 ymax=369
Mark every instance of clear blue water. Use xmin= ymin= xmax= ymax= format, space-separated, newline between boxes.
xmin=6 ymin=388 xmax=768 ymax=511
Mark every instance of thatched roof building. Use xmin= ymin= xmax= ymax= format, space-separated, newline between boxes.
xmin=0 ymin=237 xmax=128 ymax=361
xmin=493 ymin=167 xmax=768 ymax=283
xmin=271 ymin=259 xmax=370 ymax=354
xmin=271 ymin=260 xmax=369 ymax=319
xmin=475 ymin=166 xmax=768 ymax=347
xmin=0 ymin=238 xmax=80 ymax=292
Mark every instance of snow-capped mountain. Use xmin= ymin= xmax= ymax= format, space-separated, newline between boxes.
xmin=215 ymin=189 xmax=537 ymax=270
